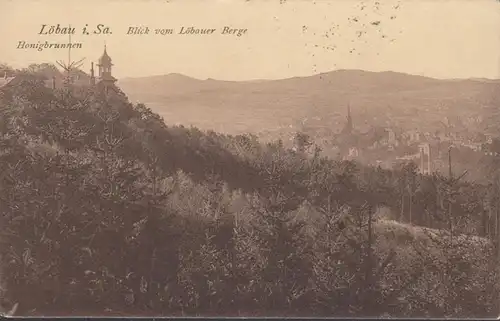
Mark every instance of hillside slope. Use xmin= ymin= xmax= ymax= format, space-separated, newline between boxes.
xmin=118 ymin=70 xmax=500 ymax=138
xmin=0 ymin=78 xmax=497 ymax=317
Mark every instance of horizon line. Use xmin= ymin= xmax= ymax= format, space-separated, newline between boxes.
xmin=5 ymin=62 xmax=500 ymax=83
xmin=116 ymin=68 xmax=500 ymax=83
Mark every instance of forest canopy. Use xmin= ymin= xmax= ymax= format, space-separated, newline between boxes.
xmin=0 ymin=79 xmax=498 ymax=317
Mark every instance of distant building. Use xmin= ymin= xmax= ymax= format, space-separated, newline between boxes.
xmin=387 ymin=128 xmax=396 ymax=144
xmin=1 ymin=44 xmax=120 ymax=96
xmin=463 ymin=143 xmax=482 ymax=152
xmin=403 ymin=130 xmax=421 ymax=144
xmin=94 ymin=45 xmax=117 ymax=90
xmin=348 ymin=147 xmax=359 ymax=157
xmin=341 ymin=104 xmax=353 ymax=136
xmin=382 ymin=127 xmax=400 ymax=147
xmin=419 ymin=143 xmax=432 ymax=174
xmin=336 ymin=104 xmax=359 ymax=151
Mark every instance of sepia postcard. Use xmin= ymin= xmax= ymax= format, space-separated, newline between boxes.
xmin=1 ymin=0 xmax=500 ymax=318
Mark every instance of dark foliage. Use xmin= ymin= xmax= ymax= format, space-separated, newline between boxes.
xmin=0 ymin=81 xmax=498 ymax=317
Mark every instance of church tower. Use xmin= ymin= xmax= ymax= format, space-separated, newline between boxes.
xmin=341 ymin=104 xmax=353 ymax=135
xmin=97 ymin=45 xmax=117 ymax=86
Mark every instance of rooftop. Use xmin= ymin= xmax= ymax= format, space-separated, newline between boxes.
xmin=98 ymin=46 xmax=112 ymax=65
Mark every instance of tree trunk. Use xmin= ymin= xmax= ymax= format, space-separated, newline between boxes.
xmin=409 ymin=191 xmax=413 ymax=224
xmin=482 ymin=209 xmax=488 ymax=238
xmin=496 ymin=204 xmax=500 ymax=261
xmin=400 ymin=194 xmax=405 ymax=221
xmin=364 ymin=205 xmax=374 ymax=315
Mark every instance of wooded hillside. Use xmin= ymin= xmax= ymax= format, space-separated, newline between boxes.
xmin=0 ymin=78 xmax=498 ymax=317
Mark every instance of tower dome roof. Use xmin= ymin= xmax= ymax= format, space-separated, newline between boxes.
xmin=98 ymin=46 xmax=112 ymax=65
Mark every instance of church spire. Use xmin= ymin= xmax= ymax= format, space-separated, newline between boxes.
xmin=342 ymin=104 xmax=353 ymax=135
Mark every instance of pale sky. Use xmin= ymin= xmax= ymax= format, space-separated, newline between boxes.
xmin=1 ymin=0 xmax=500 ymax=80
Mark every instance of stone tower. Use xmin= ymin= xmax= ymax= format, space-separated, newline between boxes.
xmin=97 ymin=45 xmax=117 ymax=87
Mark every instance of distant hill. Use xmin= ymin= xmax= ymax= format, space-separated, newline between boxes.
xmin=118 ymin=70 xmax=500 ymax=140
